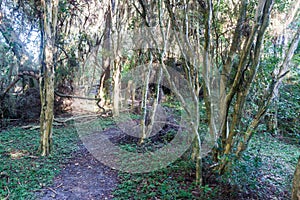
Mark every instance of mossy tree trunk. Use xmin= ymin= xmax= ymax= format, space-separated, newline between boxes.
xmin=39 ymin=0 xmax=59 ymax=156
xmin=292 ymin=156 xmax=300 ymax=200
xmin=98 ymin=4 xmax=112 ymax=108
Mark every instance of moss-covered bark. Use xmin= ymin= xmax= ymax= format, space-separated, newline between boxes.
xmin=39 ymin=0 xmax=58 ymax=156
xmin=292 ymin=156 xmax=300 ymax=200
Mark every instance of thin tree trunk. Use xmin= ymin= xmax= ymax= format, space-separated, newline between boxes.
xmin=113 ymin=57 xmax=121 ymax=117
xmin=139 ymin=57 xmax=153 ymax=144
xmin=236 ymin=26 xmax=300 ymax=157
xmin=163 ymin=0 xmax=203 ymax=185
xmin=124 ymin=80 xmax=135 ymax=110
xmin=146 ymin=67 xmax=163 ymax=137
xmin=292 ymin=156 xmax=300 ymax=200
xmin=97 ymin=5 xmax=112 ymax=108
xmin=39 ymin=0 xmax=58 ymax=156
xmin=217 ymin=0 xmax=274 ymax=173
xmin=218 ymin=0 xmax=247 ymax=156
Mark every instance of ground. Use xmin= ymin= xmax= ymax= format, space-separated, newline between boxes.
xmin=37 ymin=144 xmax=118 ymax=200
xmin=0 ymin=97 xmax=298 ymax=199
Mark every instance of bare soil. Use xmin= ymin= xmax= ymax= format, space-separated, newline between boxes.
xmin=37 ymin=144 xmax=118 ymax=200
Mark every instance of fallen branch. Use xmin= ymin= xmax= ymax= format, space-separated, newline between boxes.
xmin=20 ymin=114 xmax=104 ymax=130
xmin=54 ymin=91 xmax=99 ymax=100
xmin=0 ymin=76 xmax=21 ymax=100
xmin=55 ymin=183 xmax=63 ymax=189
xmin=54 ymin=114 xmax=101 ymax=123
xmin=54 ymin=91 xmax=105 ymax=113
xmin=0 ymin=70 xmax=41 ymax=101
xmin=21 ymin=122 xmax=62 ymax=130
xmin=21 ymin=125 xmax=39 ymax=130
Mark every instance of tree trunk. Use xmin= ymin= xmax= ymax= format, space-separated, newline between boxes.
xmin=39 ymin=0 xmax=58 ymax=156
xmin=145 ymin=67 xmax=163 ymax=138
xmin=292 ymin=156 xmax=300 ymax=200
xmin=97 ymin=5 xmax=112 ymax=108
xmin=124 ymin=80 xmax=135 ymax=110
xmin=139 ymin=59 xmax=153 ymax=144
xmin=235 ymin=26 xmax=300 ymax=158
xmin=112 ymin=57 xmax=121 ymax=117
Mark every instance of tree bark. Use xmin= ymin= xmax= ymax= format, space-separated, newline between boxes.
xmin=39 ymin=0 xmax=58 ymax=156
xmin=97 ymin=5 xmax=112 ymax=108
xmin=292 ymin=156 xmax=300 ymax=200
xmin=139 ymin=58 xmax=153 ymax=144
xmin=236 ymin=26 xmax=300 ymax=157
xmin=112 ymin=57 xmax=121 ymax=117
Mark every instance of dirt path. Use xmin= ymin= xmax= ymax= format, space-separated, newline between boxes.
xmin=37 ymin=144 xmax=118 ymax=200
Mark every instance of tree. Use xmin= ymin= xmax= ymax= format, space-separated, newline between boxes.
xmin=134 ymin=0 xmax=299 ymax=181
xmin=97 ymin=2 xmax=112 ymax=108
xmin=0 ymin=2 xmax=40 ymax=120
xmin=292 ymin=156 xmax=300 ymax=200
xmin=195 ymin=0 xmax=299 ymax=174
xmin=39 ymin=0 xmax=59 ymax=156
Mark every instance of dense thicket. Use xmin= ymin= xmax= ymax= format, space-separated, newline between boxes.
xmin=0 ymin=0 xmax=299 ymax=194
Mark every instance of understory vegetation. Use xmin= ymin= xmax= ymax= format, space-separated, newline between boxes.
xmin=0 ymin=125 xmax=79 ymax=199
xmin=0 ymin=68 xmax=299 ymax=199
xmin=0 ymin=0 xmax=300 ymax=199
xmin=113 ymin=133 xmax=299 ymax=200
xmin=0 ymin=109 xmax=299 ymax=199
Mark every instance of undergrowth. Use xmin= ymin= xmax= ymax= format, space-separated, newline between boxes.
xmin=0 ymin=116 xmax=298 ymax=199
xmin=0 ymin=125 xmax=79 ymax=199
xmin=113 ymin=132 xmax=300 ymax=199
xmin=112 ymin=159 xmax=219 ymax=200
xmin=222 ymin=132 xmax=300 ymax=199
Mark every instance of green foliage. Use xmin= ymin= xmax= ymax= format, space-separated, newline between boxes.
xmin=0 ymin=125 xmax=79 ymax=199
xmin=0 ymin=38 xmax=18 ymax=89
xmin=113 ymin=157 xmax=224 ymax=199
xmin=161 ymin=100 xmax=182 ymax=117
xmin=274 ymin=0 xmax=294 ymax=12
xmin=222 ymin=133 xmax=300 ymax=199
xmin=277 ymin=82 xmax=300 ymax=138
xmin=112 ymin=160 xmax=216 ymax=200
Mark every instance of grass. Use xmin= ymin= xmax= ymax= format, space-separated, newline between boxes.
xmin=0 ymin=116 xmax=298 ymax=199
xmin=223 ymin=132 xmax=300 ymax=199
xmin=113 ymin=158 xmax=222 ymax=199
xmin=113 ymin=131 xmax=300 ymax=199
xmin=0 ymin=125 xmax=79 ymax=199
xmin=0 ymin=117 xmax=115 ymax=199
xmin=112 ymin=159 xmax=217 ymax=200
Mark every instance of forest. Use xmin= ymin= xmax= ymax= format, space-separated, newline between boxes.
xmin=0 ymin=0 xmax=299 ymax=199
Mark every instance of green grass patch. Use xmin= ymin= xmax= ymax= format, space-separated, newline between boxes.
xmin=113 ymin=131 xmax=299 ymax=199
xmin=112 ymin=159 xmax=219 ymax=200
xmin=0 ymin=125 xmax=79 ymax=199
xmin=113 ymin=160 xmax=213 ymax=199
xmin=0 ymin=117 xmax=115 ymax=199
xmin=222 ymin=133 xmax=300 ymax=199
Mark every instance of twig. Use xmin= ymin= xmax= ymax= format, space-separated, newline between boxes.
xmin=55 ymin=183 xmax=63 ymax=189
xmin=21 ymin=122 xmax=63 ymax=130
xmin=47 ymin=187 xmax=57 ymax=195
xmin=209 ymin=163 xmax=219 ymax=169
